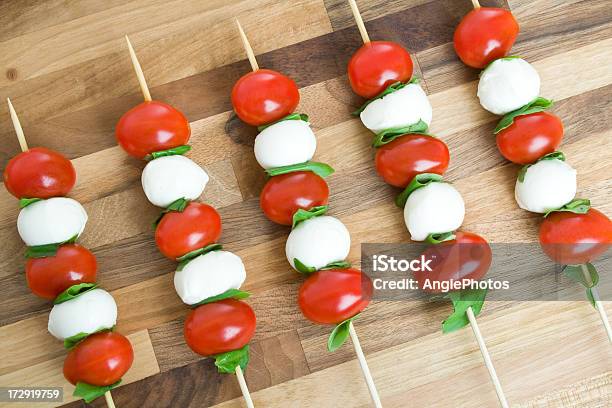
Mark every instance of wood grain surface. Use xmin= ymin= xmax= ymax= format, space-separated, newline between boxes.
xmin=0 ymin=0 xmax=611 ymax=407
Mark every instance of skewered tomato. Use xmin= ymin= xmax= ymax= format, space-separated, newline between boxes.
xmin=26 ymin=244 xmax=97 ymax=300
xmin=231 ymin=69 xmax=300 ymax=126
xmin=260 ymin=171 xmax=329 ymax=225
xmin=496 ymin=112 xmax=563 ymax=164
xmin=4 ymin=147 xmax=76 ymax=199
xmin=453 ymin=7 xmax=519 ymax=69
xmin=298 ymin=268 xmax=373 ymax=324
xmin=348 ymin=41 xmax=413 ymax=98
xmin=414 ymin=232 xmax=492 ymax=293
xmin=63 ymin=332 xmax=134 ymax=386
xmin=184 ymin=299 xmax=256 ymax=356
xmin=155 ymin=202 xmax=222 ymax=259
xmin=539 ymin=208 xmax=612 ymax=265
xmin=116 ymin=101 xmax=190 ymax=159
xmin=375 ymin=134 xmax=450 ymax=188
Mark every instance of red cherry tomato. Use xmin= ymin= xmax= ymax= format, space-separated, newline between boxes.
xmin=496 ymin=112 xmax=564 ymax=165
xmin=63 ymin=332 xmax=134 ymax=386
xmin=539 ymin=208 xmax=612 ymax=265
xmin=115 ymin=101 xmax=190 ymax=159
xmin=231 ymin=69 xmax=300 ymax=126
xmin=184 ymin=299 xmax=256 ymax=356
xmin=155 ymin=202 xmax=222 ymax=259
xmin=414 ymin=232 xmax=492 ymax=294
xmin=453 ymin=7 xmax=519 ymax=69
xmin=26 ymin=244 xmax=97 ymax=300
xmin=259 ymin=171 xmax=329 ymax=226
xmin=298 ymin=268 xmax=373 ymax=325
xmin=3 ymin=147 xmax=76 ymax=199
xmin=348 ymin=41 xmax=414 ymax=99
xmin=375 ymin=134 xmax=450 ymax=188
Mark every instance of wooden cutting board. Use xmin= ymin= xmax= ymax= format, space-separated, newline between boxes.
xmin=0 ymin=0 xmax=610 ymax=407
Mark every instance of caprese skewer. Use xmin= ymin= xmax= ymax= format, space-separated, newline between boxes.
xmin=347 ymin=1 xmax=509 ymax=406
xmin=116 ymin=37 xmax=256 ymax=407
xmin=454 ymin=0 xmax=612 ymax=343
xmin=232 ymin=19 xmax=381 ymax=407
xmin=4 ymin=99 xmax=133 ymax=407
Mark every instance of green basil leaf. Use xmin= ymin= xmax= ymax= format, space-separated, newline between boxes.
xmin=426 ymin=232 xmax=456 ymax=245
xmin=64 ymin=326 xmax=115 ymax=350
xmin=25 ymin=234 xmax=79 ymax=259
xmin=176 ymin=243 xmax=223 ymax=271
xmin=517 ymin=151 xmax=565 ymax=183
xmin=563 ymin=263 xmax=600 ymax=309
xmin=74 ymin=380 xmax=121 ymax=403
xmin=144 ymin=145 xmax=191 ymax=161
xmin=327 ymin=314 xmax=359 ymax=352
xmin=152 ymin=197 xmax=190 ymax=228
xmin=352 ymin=78 xmax=420 ymax=115
xmin=294 ymin=258 xmax=316 ymax=275
xmin=257 ymin=113 xmax=309 ymax=132
xmin=372 ymin=119 xmax=430 ymax=147
xmin=442 ymin=288 xmax=488 ymax=334
xmin=292 ymin=205 xmax=328 ymax=229
xmin=395 ymin=173 xmax=443 ymax=208
xmin=265 ymin=161 xmax=334 ymax=178
xmin=54 ymin=283 xmax=97 ymax=305
xmin=494 ymin=97 xmax=553 ymax=133
xmin=480 ymin=55 xmax=521 ymax=77
xmin=191 ymin=289 xmax=251 ymax=308
xmin=543 ymin=198 xmax=591 ymax=218
xmin=214 ymin=345 xmax=250 ymax=374
xmin=19 ymin=197 xmax=42 ymax=208
xmin=320 ymin=260 xmax=352 ymax=270
xmin=586 ymin=288 xmax=596 ymax=308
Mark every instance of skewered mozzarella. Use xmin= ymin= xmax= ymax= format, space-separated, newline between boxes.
xmin=48 ymin=288 xmax=117 ymax=340
xmin=174 ymin=250 xmax=246 ymax=305
xmin=477 ymin=58 xmax=540 ymax=115
xmin=17 ymin=197 xmax=87 ymax=246
xmin=360 ymin=83 xmax=432 ymax=134
xmin=285 ymin=215 xmax=350 ymax=271
xmin=404 ymin=182 xmax=465 ymax=241
xmin=254 ymin=120 xmax=316 ymax=169
xmin=141 ymin=155 xmax=209 ymax=207
xmin=515 ymin=159 xmax=576 ymax=213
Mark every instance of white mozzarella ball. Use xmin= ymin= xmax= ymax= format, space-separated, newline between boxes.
xmin=515 ymin=159 xmax=577 ymax=213
xmin=360 ymin=84 xmax=432 ymax=134
xmin=254 ymin=120 xmax=317 ymax=169
xmin=17 ymin=197 xmax=87 ymax=246
xmin=141 ymin=155 xmax=209 ymax=207
xmin=174 ymin=250 xmax=246 ymax=305
xmin=48 ymin=289 xmax=117 ymax=340
xmin=477 ymin=58 xmax=541 ymax=115
xmin=285 ymin=216 xmax=351 ymax=270
xmin=404 ymin=182 xmax=465 ymax=241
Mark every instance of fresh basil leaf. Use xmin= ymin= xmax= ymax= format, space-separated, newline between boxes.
xmin=292 ymin=206 xmax=328 ymax=229
xmin=152 ymin=197 xmax=190 ymax=227
xmin=353 ymin=78 xmax=420 ymax=115
xmin=144 ymin=145 xmax=191 ymax=161
xmin=327 ymin=314 xmax=359 ymax=352
xmin=54 ymin=283 xmax=97 ymax=305
xmin=19 ymin=197 xmax=42 ymax=208
xmin=74 ymin=380 xmax=121 ymax=403
xmin=191 ymin=289 xmax=251 ymax=308
xmin=25 ymin=234 xmax=79 ymax=259
xmin=294 ymin=258 xmax=316 ymax=275
xmin=543 ymin=198 xmax=591 ymax=218
xmin=426 ymin=232 xmax=456 ymax=245
xmin=372 ymin=120 xmax=430 ymax=147
xmin=494 ymin=97 xmax=553 ymax=134
xmin=64 ymin=326 xmax=115 ymax=350
xmin=266 ymin=161 xmax=334 ymax=178
xmin=214 ymin=345 xmax=250 ymax=374
xmin=395 ymin=173 xmax=443 ymax=208
xmin=257 ymin=113 xmax=309 ymax=131
xmin=563 ymin=263 xmax=600 ymax=309
xmin=320 ymin=260 xmax=352 ymax=270
xmin=442 ymin=288 xmax=488 ymax=333
xmin=480 ymin=55 xmax=521 ymax=77
xmin=176 ymin=243 xmax=223 ymax=271
xmin=517 ymin=151 xmax=565 ymax=183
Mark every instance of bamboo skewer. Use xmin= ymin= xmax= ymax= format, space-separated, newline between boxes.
xmin=471 ymin=0 xmax=481 ymax=8
xmin=580 ymin=265 xmax=612 ymax=343
xmin=235 ymin=366 xmax=255 ymax=408
xmin=125 ymin=35 xmax=152 ymax=102
xmin=235 ymin=19 xmax=259 ymax=71
xmin=348 ymin=0 xmax=370 ymax=44
xmin=104 ymin=391 xmax=116 ymax=408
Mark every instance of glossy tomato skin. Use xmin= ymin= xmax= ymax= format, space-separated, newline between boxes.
xmin=231 ymin=69 xmax=300 ymax=126
xmin=155 ymin=202 xmax=222 ymax=259
xmin=454 ymin=7 xmax=519 ymax=69
xmin=375 ymin=134 xmax=450 ymax=188
xmin=116 ymin=101 xmax=190 ymax=159
xmin=497 ymin=112 xmax=564 ymax=164
xmin=3 ymin=147 xmax=76 ymax=199
xmin=414 ymin=232 xmax=492 ymax=294
xmin=539 ymin=209 xmax=612 ymax=265
xmin=260 ymin=171 xmax=329 ymax=225
xmin=298 ymin=268 xmax=373 ymax=325
xmin=63 ymin=332 xmax=134 ymax=386
xmin=26 ymin=244 xmax=97 ymax=300
xmin=348 ymin=41 xmax=414 ymax=98
xmin=184 ymin=299 xmax=256 ymax=356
